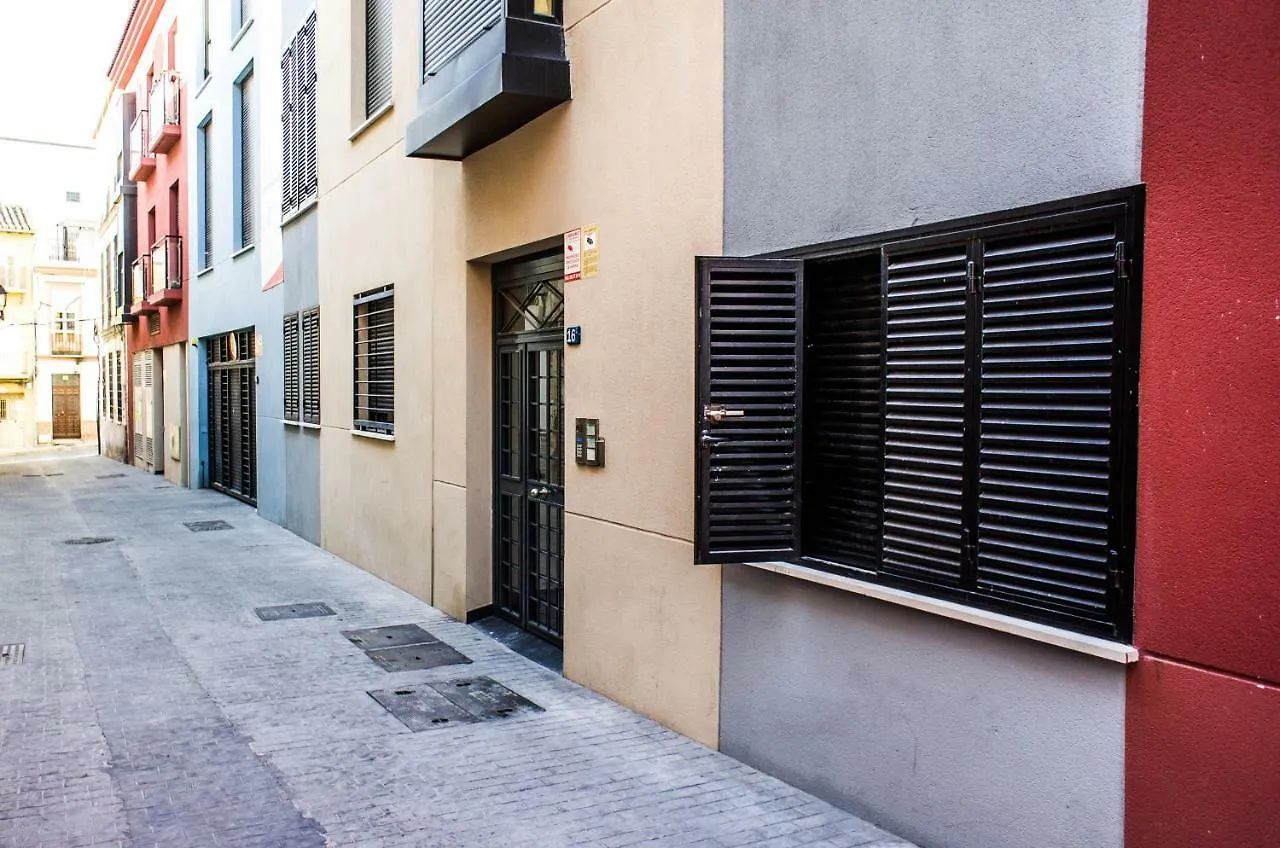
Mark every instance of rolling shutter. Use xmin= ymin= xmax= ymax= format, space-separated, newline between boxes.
xmin=283 ymin=313 xmax=300 ymax=421
xmin=975 ymin=206 xmax=1132 ymax=634
xmin=422 ymin=0 xmax=502 ymax=78
xmin=695 ymin=258 xmax=804 ymax=564
xmin=238 ymin=71 xmax=256 ymax=247
xmin=301 ymin=308 xmax=320 ymax=424
xmin=365 ymin=0 xmax=393 ymax=117
xmin=880 ymin=240 xmax=971 ymax=587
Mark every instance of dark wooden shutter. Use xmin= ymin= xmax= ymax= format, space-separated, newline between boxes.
xmin=281 ymin=45 xmax=296 ymax=214
xmin=301 ymin=307 xmax=320 ymax=424
xmin=975 ymin=206 xmax=1132 ymax=634
xmin=301 ymin=14 xmax=318 ymax=200
xmin=283 ymin=313 xmax=300 ymax=421
xmin=695 ymin=258 xmax=804 ymax=564
xmin=365 ymin=0 xmax=393 ymax=117
xmin=880 ymin=239 xmax=971 ymax=587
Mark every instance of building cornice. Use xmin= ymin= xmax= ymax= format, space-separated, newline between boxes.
xmin=108 ymin=0 xmax=161 ymax=88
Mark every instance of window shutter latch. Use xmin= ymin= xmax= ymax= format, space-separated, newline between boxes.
xmin=966 ymin=260 xmax=977 ymax=296
xmin=962 ymin=527 xmax=976 ymax=567
xmin=1107 ymin=548 xmax=1122 ymax=593
xmin=703 ymin=405 xmax=745 ymax=424
xmin=1115 ymin=242 xmax=1128 ymax=281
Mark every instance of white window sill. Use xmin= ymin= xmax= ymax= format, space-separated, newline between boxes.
xmin=348 ymin=100 xmax=394 ymax=142
xmin=281 ymin=195 xmax=318 ymax=228
xmin=194 ymin=74 xmax=212 ymax=99
xmin=231 ymin=243 xmax=255 ymax=260
xmin=230 ymin=18 xmax=254 ymax=51
xmin=196 ymin=263 xmax=214 ymax=278
xmin=351 ymin=428 xmax=395 ymax=442
xmin=283 ymin=420 xmax=321 ymax=430
xmin=742 ymin=560 xmax=1138 ymax=664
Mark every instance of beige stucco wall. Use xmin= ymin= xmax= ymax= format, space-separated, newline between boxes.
xmin=316 ymin=0 xmax=439 ymax=601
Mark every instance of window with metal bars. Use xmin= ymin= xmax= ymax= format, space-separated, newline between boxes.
xmin=365 ymin=0 xmax=393 ymax=118
xmin=235 ymin=69 xmax=256 ymax=250
xmin=353 ymin=286 xmax=394 ymax=435
xmin=695 ymin=187 xmax=1143 ymax=641
xmin=282 ymin=12 xmax=318 ymax=217
xmin=199 ymin=118 xmax=213 ymax=270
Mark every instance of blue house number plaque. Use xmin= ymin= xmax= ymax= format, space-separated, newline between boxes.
xmin=565 ymin=325 xmax=582 ymax=346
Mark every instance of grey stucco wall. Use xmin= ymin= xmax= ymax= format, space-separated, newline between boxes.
xmin=280 ymin=204 xmax=320 ymax=545
xmin=724 ymin=0 xmax=1147 ymax=255
xmin=720 ymin=567 xmax=1126 ymax=848
xmin=720 ymin=3 xmax=1146 ymax=847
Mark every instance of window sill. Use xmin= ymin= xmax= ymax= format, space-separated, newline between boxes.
xmin=230 ymin=18 xmax=254 ymax=51
xmin=194 ymin=74 xmax=212 ymax=99
xmin=284 ymin=420 xmax=321 ymax=430
xmin=196 ymin=263 xmax=214 ymax=278
xmin=281 ymin=196 xmax=318 ymax=227
xmin=743 ymin=560 xmax=1139 ymax=664
xmin=231 ymin=243 xmax=255 ymax=260
xmin=348 ymin=100 xmax=394 ymax=143
xmin=351 ymin=428 xmax=395 ymax=442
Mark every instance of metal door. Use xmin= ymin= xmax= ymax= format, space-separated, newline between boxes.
xmin=206 ymin=330 xmax=257 ymax=504
xmin=493 ymin=252 xmax=565 ymax=644
xmin=51 ymin=374 xmax=80 ymax=440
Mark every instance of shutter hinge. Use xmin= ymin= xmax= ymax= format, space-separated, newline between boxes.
xmin=1115 ymin=242 xmax=1128 ymax=281
xmin=966 ymin=260 xmax=977 ymax=295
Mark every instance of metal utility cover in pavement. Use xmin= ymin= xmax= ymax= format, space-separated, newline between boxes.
xmin=0 ymin=644 xmax=25 ymax=666
xmin=342 ymin=624 xmax=439 ymax=650
xmin=368 ymin=677 xmax=543 ymax=731
xmin=184 ymin=520 xmax=234 ymax=532
xmin=254 ymin=602 xmax=337 ymax=621
xmin=64 ymin=536 xmax=116 ymax=546
xmin=364 ymin=642 xmax=471 ymax=673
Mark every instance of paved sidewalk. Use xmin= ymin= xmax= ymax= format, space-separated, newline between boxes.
xmin=0 ymin=455 xmax=914 ymax=848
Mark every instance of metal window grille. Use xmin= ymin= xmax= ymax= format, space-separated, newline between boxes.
xmin=353 ymin=286 xmax=394 ymax=434
xmin=301 ymin=307 xmax=320 ymax=424
xmin=237 ymin=71 xmax=256 ymax=249
xmin=283 ymin=313 xmax=300 ymax=421
xmin=422 ymin=0 xmax=502 ymax=79
xmin=201 ymin=121 xmax=213 ymax=268
xmin=365 ymin=0 xmax=393 ymax=117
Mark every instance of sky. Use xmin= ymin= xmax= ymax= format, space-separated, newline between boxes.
xmin=0 ymin=0 xmax=137 ymax=144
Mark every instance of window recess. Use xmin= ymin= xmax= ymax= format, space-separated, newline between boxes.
xmin=695 ymin=188 xmax=1142 ymax=641
xmin=353 ymin=286 xmax=394 ymax=435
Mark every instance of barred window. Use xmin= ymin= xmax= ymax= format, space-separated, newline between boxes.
xmin=353 ymin=285 xmax=394 ymax=435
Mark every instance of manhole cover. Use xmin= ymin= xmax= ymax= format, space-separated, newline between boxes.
xmin=0 ymin=644 xmax=26 ymax=666
xmin=342 ymin=624 xmax=438 ymax=650
xmin=254 ymin=602 xmax=336 ymax=621
xmin=97 ymin=473 xmax=126 ymax=479
xmin=64 ymin=537 xmax=117 ymax=546
xmin=368 ymin=677 xmax=542 ymax=732
xmin=184 ymin=520 xmax=233 ymax=532
xmin=365 ymin=642 xmax=471 ymax=673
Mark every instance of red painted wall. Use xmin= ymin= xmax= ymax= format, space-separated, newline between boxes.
xmin=1130 ymin=2 xmax=1280 ymax=846
xmin=127 ymin=27 xmax=188 ymax=355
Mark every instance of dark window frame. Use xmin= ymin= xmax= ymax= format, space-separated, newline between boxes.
xmin=353 ymin=285 xmax=395 ymax=435
xmin=695 ymin=186 xmax=1144 ymax=642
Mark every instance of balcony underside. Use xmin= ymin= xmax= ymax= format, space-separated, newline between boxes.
xmin=150 ymin=123 xmax=180 ymax=154
xmin=129 ymin=156 xmax=156 ymax=181
xmin=131 ymin=300 xmax=159 ymax=315
xmin=147 ymin=286 xmax=183 ymax=307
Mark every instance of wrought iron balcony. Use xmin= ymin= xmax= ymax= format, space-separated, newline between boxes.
xmin=50 ymin=331 xmax=82 ymax=356
xmin=147 ymin=235 xmax=183 ymax=307
xmin=148 ymin=71 xmax=182 ymax=153
xmin=128 ymin=110 xmax=156 ymax=180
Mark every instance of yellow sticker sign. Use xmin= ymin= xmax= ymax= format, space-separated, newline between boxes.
xmin=583 ymin=225 xmax=599 ymax=278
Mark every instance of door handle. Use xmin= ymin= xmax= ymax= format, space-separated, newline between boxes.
xmin=529 ymin=486 xmax=551 ymax=498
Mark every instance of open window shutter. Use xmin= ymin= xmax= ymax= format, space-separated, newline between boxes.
xmin=695 ymin=257 xmax=804 ymax=564
xmin=301 ymin=308 xmax=320 ymax=424
xmin=281 ymin=46 xmax=296 ymax=214
xmin=880 ymin=239 xmax=970 ymax=587
xmin=283 ymin=313 xmax=300 ymax=421
xmin=302 ymin=14 xmax=318 ymax=201
xmin=975 ymin=206 xmax=1132 ymax=635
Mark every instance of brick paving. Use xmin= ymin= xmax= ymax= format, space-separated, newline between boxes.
xmin=0 ymin=453 xmax=914 ymax=848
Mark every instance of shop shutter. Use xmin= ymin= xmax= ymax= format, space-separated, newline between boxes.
xmin=422 ymin=0 xmax=502 ymax=78
xmin=975 ymin=206 xmax=1133 ymax=634
xmin=301 ymin=308 xmax=320 ymax=424
xmin=365 ymin=0 xmax=393 ymax=117
xmin=283 ymin=313 xmax=300 ymax=421
xmin=695 ymin=258 xmax=804 ymax=564
xmin=879 ymin=239 xmax=971 ymax=588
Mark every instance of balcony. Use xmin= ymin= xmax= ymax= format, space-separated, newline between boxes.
xmin=50 ymin=331 xmax=82 ymax=357
xmin=145 ymin=235 xmax=183 ymax=308
xmin=130 ymin=254 xmax=157 ymax=314
xmin=405 ymin=2 xmax=571 ymax=160
xmin=129 ymin=111 xmax=156 ymax=180
xmin=148 ymin=71 xmax=182 ymax=154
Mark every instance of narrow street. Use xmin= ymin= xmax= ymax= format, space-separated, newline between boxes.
xmin=0 ymin=453 xmax=912 ymax=848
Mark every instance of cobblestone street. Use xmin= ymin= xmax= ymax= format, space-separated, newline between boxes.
xmin=0 ymin=453 xmax=913 ymax=848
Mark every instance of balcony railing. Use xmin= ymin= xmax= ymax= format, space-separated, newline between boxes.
xmin=148 ymin=71 xmax=182 ymax=153
xmin=150 ymin=235 xmax=183 ymax=294
xmin=50 ymin=332 xmax=82 ymax=356
xmin=128 ymin=110 xmax=155 ymax=180
xmin=131 ymin=254 xmax=151 ymax=311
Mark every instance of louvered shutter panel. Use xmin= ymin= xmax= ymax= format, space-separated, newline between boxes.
xmin=201 ymin=122 xmax=213 ymax=268
xmin=238 ymin=72 xmax=256 ymax=247
xmin=281 ymin=46 xmax=296 ymax=215
xmin=422 ymin=0 xmax=502 ymax=78
xmin=880 ymin=240 xmax=971 ymax=587
xmin=976 ymin=207 xmax=1131 ymax=634
xmin=301 ymin=308 xmax=320 ymax=424
xmin=365 ymin=0 xmax=393 ymax=117
xmin=283 ymin=313 xmax=300 ymax=421
xmin=302 ymin=14 xmax=318 ymax=200
xmin=695 ymin=258 xmax=804 ymax=564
